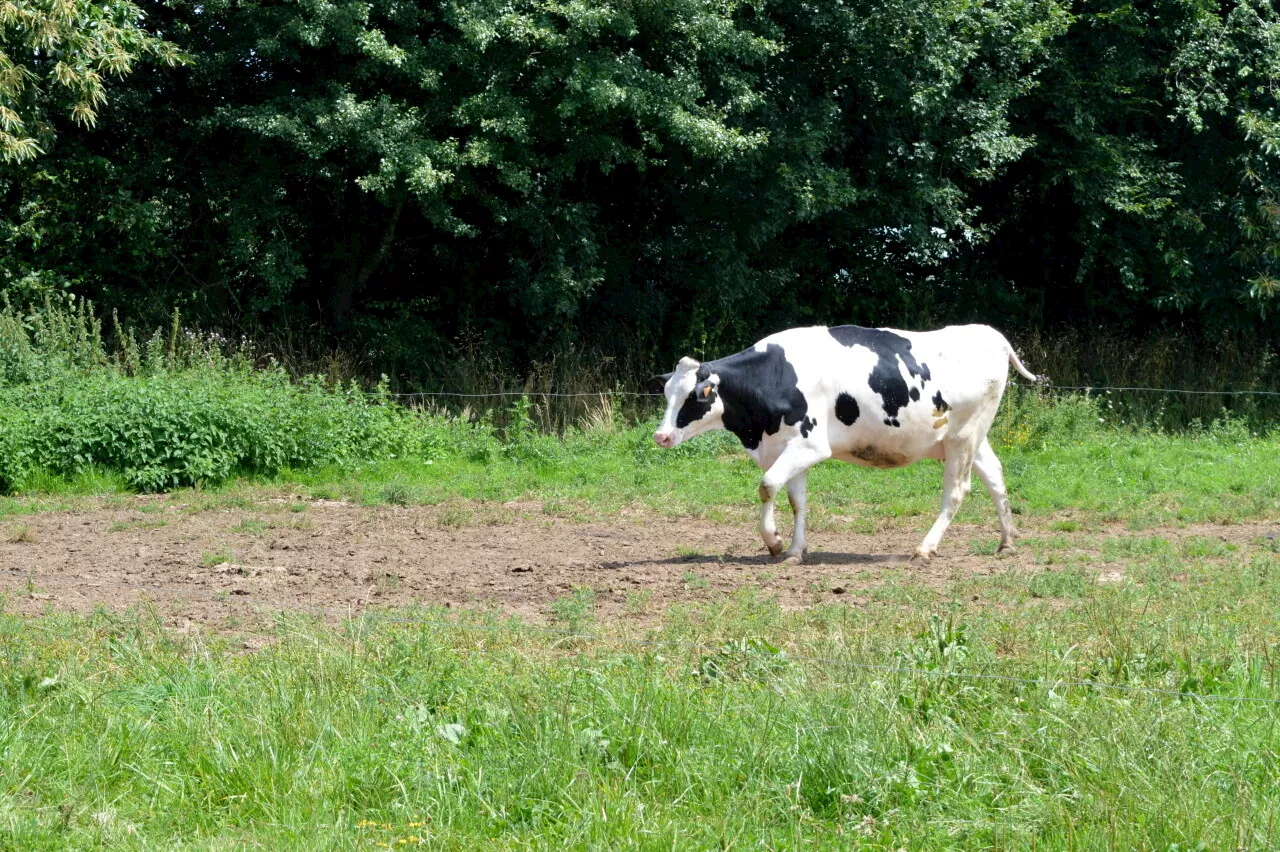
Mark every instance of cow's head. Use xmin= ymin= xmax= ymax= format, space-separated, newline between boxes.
xmin=653 ymin=356 xmax=723 ymax=448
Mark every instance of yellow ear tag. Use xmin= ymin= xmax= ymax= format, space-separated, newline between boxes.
xmin=702 ymin=385 xmax=713 ymax=398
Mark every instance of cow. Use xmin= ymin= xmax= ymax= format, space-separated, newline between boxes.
xmin=652 ymin=324 xmax=1037 ymax=562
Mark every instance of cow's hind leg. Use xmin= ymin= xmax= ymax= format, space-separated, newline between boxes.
xmin=973 ymin=437 xmax=1017 ymax=552
xmin=914 ymin=443 xmax=975 ymax=560
xmin=783 ymin=471 xmax=809 ymax=563
xmin=759 ymin=442 xmax=830 ymax=559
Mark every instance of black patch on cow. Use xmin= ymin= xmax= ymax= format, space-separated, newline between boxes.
xmin=909 ymin=387 xmax=920 ymax=402
xmin=693 ymin=344 xmax=810 ymax=450
xmin=675 ymin=367 xmax=717 ymax=428
xmin=827 ymin=326 xmax=929 ymax=426
xmin=834 ymin=392 xmax=860 ymax=426
xmin=932 ymin=390 xmax=950 ymax=413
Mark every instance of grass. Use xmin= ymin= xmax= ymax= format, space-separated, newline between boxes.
xmin=28 ymin=406 xmax=1247 ymax=541
xmin=547 ymin=587 xmax=598 ymax=631
xmin=1 ymin=537 xmax=1278 ymax=849
xmin=320 ymin=428 xmax=1276 ymax=538
xmin=199 ymin=547 xmax=233 ymax=568
xmin=0 ymin=312 xmax=1277 ymax=848
xmin=228 ymin=516 xmax=268 ymax=535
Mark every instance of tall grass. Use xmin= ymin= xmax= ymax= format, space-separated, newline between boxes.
xmin=1015 ymin=326 xmax=1280 ymax=429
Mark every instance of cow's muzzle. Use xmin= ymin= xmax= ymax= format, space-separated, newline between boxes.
xmin=653 ymin=430 xmax=676 ymax=449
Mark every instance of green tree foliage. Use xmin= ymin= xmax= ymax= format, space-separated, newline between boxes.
xmin=0 ymin=0 xmax=183 ymax=162
xmin=968 ymin=0 xmax=1280 ymax=326
xmin=0 ymin=0 xmax=1276 ymax=383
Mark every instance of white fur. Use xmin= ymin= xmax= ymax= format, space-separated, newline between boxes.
xmin=653 ymin=324 xmax=1034 ymax=560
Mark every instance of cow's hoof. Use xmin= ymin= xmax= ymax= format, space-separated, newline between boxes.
xmin=911 ymin=549 xmax=934 ymax=562
xmin=997 ymin=542 xmax=1017 ymax=555
xmin=765 ymin=541 xmax=784 ymax=558
xmin=779 ymin=550 xmax=805 ymax=565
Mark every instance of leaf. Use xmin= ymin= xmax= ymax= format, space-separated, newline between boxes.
xmin=434 ymin=723 xmax=466 ymax=745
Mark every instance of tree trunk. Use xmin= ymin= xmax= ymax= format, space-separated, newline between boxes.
xmin=331 ymin=199 xmax=404 ymax=329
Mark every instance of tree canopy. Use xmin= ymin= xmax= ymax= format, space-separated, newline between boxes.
xmin=1 ymin=0 xmax=1276 ymax=382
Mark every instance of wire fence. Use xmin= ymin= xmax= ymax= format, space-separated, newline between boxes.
xmin=378 ymin=383 xmax=1280 ymax=401
xmin=1043 ymin=384 xmax=1280 ymax=397
xmin=22 ymin=577 xmax=1280 ymax=708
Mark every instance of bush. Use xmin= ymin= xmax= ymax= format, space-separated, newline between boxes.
xmin=0 ymin=299 xmax=454 ymax=491
xmin=0 ymin=372 xmax=439 ymax=491
xmin=992 ymin=386 xmax=1105 ymax=451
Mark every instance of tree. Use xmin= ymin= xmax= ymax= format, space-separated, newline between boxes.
xmin=965 ymin=0 xmax=1280 ymax=328
xmin=0 ymin=0 xmax=184 ymax=162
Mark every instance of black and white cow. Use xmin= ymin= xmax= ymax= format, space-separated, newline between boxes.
xmin=653 ymin=324 xmax=1037 ymax=561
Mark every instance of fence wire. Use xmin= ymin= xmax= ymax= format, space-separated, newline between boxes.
xmin=381 ymin=384 xmax=1280 ymax=401
xmin=20 ymin=578 xmax=1280 ymax=707
xmin=1044 ymin=384 xmax=1280 ymax=397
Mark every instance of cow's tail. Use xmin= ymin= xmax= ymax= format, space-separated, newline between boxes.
xmin=1001 ymin=335 xmax=1038 ymax=382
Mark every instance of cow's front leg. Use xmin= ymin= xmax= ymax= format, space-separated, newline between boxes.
xmin=758 ymin=441 xmax=830 ymax=560
xmin=782 ymin=471 xmax=809 ymax=563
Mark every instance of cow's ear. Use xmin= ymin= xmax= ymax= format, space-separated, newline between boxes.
xmin=695 ymin=375 xmax=719 ymax=399
xmin=648 ymin=372 xmax=674 ymax=394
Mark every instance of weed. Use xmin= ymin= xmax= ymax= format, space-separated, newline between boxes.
xmin=694 ymin=637 xmax=791 ymax=683
xmin=1102 ymin=536 xmax=1173 ymax=562
xmin=229 ymin=517 xmax=267 ymax=535
xmin=6 ymin=524 xmax=35 ymax=543
xmin=681 ymin=571 xmax=711 ymax=590
xmin=436 ymin=507 xmax=472 ymax=529
xmin=624 ymin=589 xmax=654 ymax=616
xmin=200 ymin=547 xmax=233 ymax=568
xmin=1028 ymin=567 xmax=1092 ymax=598
xmin=548 ymin=587 xmax=597 ymax=630
xmin=903 ymin=612 xmax=970 ymax=669
xmin=380 ymin=482 xmax=417 ymax=507
xmin=968 ymin=538 xmax=999 ymax=556
xmin=1180 ymin=536 xmax=1234 ymax=558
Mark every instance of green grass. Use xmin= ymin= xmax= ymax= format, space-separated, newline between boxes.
xmin=199 ymin=547 xmax=233 ymax=568
xmin=254 ymin=418 xmax=1279 ymax=534
xmin=0 ymin=340 xmax=1277 ymax=848
xmin=2 ymin=539 xmax=1278 ymax=849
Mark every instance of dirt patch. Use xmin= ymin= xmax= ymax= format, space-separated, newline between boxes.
xmin=1 ymin=500 xmax=1276 ymax=629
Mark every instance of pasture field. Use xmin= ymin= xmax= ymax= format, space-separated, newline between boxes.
xmin=1 ymin=404 xmax=1279 ymax=850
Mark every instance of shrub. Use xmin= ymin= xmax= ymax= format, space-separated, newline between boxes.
xmin=0 ymin=371 xmax=437 ymax=491
xmin=0 ymin=299 xmax=452 ymax=491
xmin=992 ymin=387 xmax=1104 ymax=450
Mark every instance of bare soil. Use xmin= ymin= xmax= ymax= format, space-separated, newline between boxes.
xmin=1 ymin=498 xmax=1276 ymax=630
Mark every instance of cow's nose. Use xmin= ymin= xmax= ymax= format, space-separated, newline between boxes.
xmin=653 ymin=431 xmax=674 ymax=448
